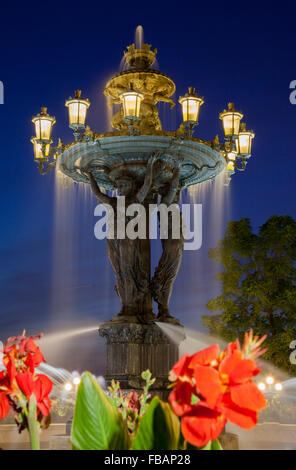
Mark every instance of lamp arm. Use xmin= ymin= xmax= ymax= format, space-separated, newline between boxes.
xmin=38 ymin=160 xmax=56 ymax=175
xmin=36 ymin=140 xmax=64 ymax=175
xmin=234 ymin=158 xmax=247 ymax=172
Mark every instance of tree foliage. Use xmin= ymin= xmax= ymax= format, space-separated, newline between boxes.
xmin=202 ymin=215 xmax=296 ymax=373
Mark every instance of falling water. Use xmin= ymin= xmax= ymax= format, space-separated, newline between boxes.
xmin=135 ymin=25 xmax=144 ymax=49
xmin=38 ymin=322 xmax=103 ymax=372
xmin=119 ymin=25 xmax=144 ymax=71
xmin=105 ymin=95 xmax=114 ymax=131
xmin=49 ymin=168 xmax=111 ymax=373
xmin=171 ymin=171 xmax=232 ymax=327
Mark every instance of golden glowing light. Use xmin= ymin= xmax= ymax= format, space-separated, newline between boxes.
xmin=179 ymin=87 xmax=204 ymax=124
xmin=64 ymin=383 xmax=73 ymax=392
xmin=227 ymin=151 xmax=237 ymax=162
xmin=275 ymin=383 xmax=283 ymax=391
xmin=120 ymin=88 xmax=143 ymax=119
xmin=266 ymin=376 xmax=274 ymax=385
xmin=31 ymin=137 xmax=51 ymax=160
xmin=73 ymin=376 xmax=81 ymax=386
xmin=227 ymin=161 xmax=234 ymax=171
xmin=258 ymin=382 xmax=266 ymax=391
xmin=65 ymin=90 xmax=90 ymax=129
xmin=32 ymin=107 xmax=56 ymax=141
xmin=236 ymin=123 xmax=255 ymax=156
xmin=219 ymin=102 xmax=243 ymax=138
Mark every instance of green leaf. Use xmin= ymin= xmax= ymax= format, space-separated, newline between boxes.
xmin=210 ymin=439 xmax=223 ymax=450
xmin=71 ymin=372 xmax=130 ymax=450
xmin=132 ymin=397 xmax=180 ymax=450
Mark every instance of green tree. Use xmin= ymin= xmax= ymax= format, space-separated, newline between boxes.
xmin=202 ymin=215 xmax=296 ymax=373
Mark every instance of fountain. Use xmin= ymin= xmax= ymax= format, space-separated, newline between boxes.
xmin=30 ymin=29 xmax=255 ymax=398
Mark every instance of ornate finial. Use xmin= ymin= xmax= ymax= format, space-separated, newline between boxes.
xmin=124 ymin=43 xmax=157 ymax=69
xmin=41 ymin=107 xmax=47 ymax=115
xmin=84 ymin=125 xmax=93 ymax=136
xmin=212 ymin=134 xmax=220 ymax=146
xmin=240 ymin=122 xmax=246 ymax=132
xmin=75 ymin=90 xmax=82 ymax=99
xmin=188 ymin=87 xmax=196 ymax=95
xmin=228 ymin=102 xmax=235 ymax=111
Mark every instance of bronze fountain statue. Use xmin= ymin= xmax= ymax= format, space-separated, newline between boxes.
xmin=31 ymin=31 xmax=254 ymax=395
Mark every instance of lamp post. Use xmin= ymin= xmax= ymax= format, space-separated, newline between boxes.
xmin=120 ymin=87 xmax=143 ymax=121
xmin=119 ymin=85 xmax=143 ymax=134
xmin=65 ymin=89 xmax=90 ymax=140
xmin=32 ymin=107 xmax=55 ymax=142
xmin=236 ymin=122 xmax=255 ymax=157
xmin=31 ymin=107 xmax=62 ymax=175
xmin=178 ymin=87 xmax=204 ymax=137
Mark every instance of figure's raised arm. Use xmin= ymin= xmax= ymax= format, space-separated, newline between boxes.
xmin=162 ymin=167 xmax=180 ymax=206
xmin=136 ymin=154 xmax=159 ymax=203
xmin=86 ymin=171 xmax=114 ymax=205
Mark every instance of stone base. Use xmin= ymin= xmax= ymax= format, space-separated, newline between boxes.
xmin=99 ymin=322 xmax=185 ymax=400
xmin=49 ymin=435 xmax=71 ymax=450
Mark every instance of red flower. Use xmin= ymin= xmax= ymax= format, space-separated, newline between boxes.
xmin=3 ymin=352 xmax=16 ymax=385
xmin=0 ymin=371 xmax=13 ymax=420
xmin=181 ymin=403 xmax=226 ymax=448
xmin=169 ymin=331 xmax=267 ymax=448
xmin=16 ymin=370 xmax=52 ymax=416
xmin=169 ymin=381 xmax=194 ymax=417
xmin=20 ymin=337 xmax=45 ymax=368
xmin=0 ymin=392 xmax=9 ymax=420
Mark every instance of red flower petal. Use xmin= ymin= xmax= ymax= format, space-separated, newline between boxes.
xmin=226 ymin=340 xmax=240 ymax=355
xmin=37 ymin=397 xmax=51 ymax=416
xmin=170 ymin=354 xmax=193 ymax=381
xmin=219 ymin=349 xmax=243 ymax=377
xmin=189 ymin=344 xmax=220 ymax=368
xmin=229 ymin=359 xmax=258 ymax=384
xmin=0 ymin=392 xmax=9 ymax=419
xmin=169 ymin=381 xmax=194 ymax=417
xmin=230 ymin=382 xmax=266 ymax=411
xmin=34 ymin=374 xmax=53 ymax=399
xmin=3 ymin=355 xmax=16 ymax=384
xmin=181 ymin=404 xmax=226 ymax=448
xmin=194 ymin=366 xmax=222 ymax=408
xmin=22 ymin=338 xmax=45 ymax=367
xmin=25 ymin=354 xmax=35 ymax=374
xmin=220 ymin=393 xmax=257 ymax=429
xmin=16 ymin=370 xmax=34 ymax=398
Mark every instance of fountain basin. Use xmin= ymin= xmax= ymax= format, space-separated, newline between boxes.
xmin=57 ymin=133 xmax=225 ymax=190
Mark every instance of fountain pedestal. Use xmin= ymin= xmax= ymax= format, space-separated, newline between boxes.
xmin=99 ymin=322 xmax=185 ymax=399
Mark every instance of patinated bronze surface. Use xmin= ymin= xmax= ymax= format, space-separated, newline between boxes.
xmin=151 ymin=168 xmax=184 ymax=323
xmin=87 ymin=157 xmax=183 ymax=325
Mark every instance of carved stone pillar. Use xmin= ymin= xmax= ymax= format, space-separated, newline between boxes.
xmin=99 ymin=322 xmax=185 ymax=399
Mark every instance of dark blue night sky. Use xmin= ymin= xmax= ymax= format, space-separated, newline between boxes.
xmin=0 ymin=3 xmax=295 ymax=374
